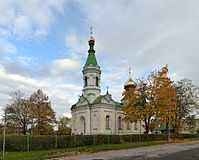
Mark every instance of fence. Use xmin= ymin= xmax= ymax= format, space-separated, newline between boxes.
xmin=0 ymin=134 xmax=198 ymax=151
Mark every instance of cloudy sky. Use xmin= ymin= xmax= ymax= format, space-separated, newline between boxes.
xmin=0 ymin=0 xmax=199 ymax=118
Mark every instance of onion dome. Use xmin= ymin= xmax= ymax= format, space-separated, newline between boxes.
xmin=124 ymin=68 xmax=136 ymax=90
xmin=85 ymin=27 xmax=98 ymax=67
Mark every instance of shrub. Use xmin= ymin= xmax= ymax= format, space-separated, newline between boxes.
xmin=0 ymin=133 xmax=197 ymax=151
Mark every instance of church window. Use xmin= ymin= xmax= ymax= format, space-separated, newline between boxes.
xmin=134 ymin=121 xmax=138 ymax=130
xmin=85 ymin=77 xmax=87 ymax=87
xmin=96 ymin=77 xmax=99 ymax=86
xmin=106 ymin=115 xmax=110 ymax=129
xmin=93 ymin=114 xmax=98 ymax=130
xmin=127 ymin=121 xmax=131 ymax=130
xmin=118 ymin=116 xmax=122 ymax=130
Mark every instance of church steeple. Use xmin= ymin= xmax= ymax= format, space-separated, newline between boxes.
xmin=85 ymin=27 xmax=98 ymax=67
xmin=82 ymin=28 xmax=101 ymax=103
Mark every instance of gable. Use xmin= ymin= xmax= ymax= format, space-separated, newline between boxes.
xmin=76 ymin=96 xmax=89 ymax=107
xmin=101 ymin=97 xmax=115 ymax=105
xmin=93 ymin=93 xmax=116 ymax=105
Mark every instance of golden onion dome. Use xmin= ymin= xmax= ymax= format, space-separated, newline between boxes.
xmin=124 ymin=68 xmax=136 ymax=89
xmin=124 ymin=77 xmax=136 ymax=88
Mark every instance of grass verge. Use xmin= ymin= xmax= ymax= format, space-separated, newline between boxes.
xmin=0 ymin=141 xmax=169 ymax=160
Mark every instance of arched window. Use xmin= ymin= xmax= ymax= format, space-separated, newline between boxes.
xmin=84 ymin=77 xmax=87 ymax=87
xmin=96 ymin=77 xmax=99 ymax=86
xmin=127 ymin=121 xmax=131 ymax=130
xmin=118 ymin=116 xmax=122 ymax=130
xmin=80 ymin=116 xmax=86 ymax=134
xmin=106 ymin=115 xmax=110 ymax=129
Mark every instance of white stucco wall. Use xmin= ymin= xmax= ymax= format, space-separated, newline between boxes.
xmin=71 ymin=104 xmax=145 ymax=135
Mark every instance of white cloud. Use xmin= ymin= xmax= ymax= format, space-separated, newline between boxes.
xmin=47 ymin=58 xmax=81 ymax=77
xmin=64 ymin=29 xmax=88 ymax=59
xmin=0 ymin=0 xmax=67 ymax=38
xmin=0 ymin=64 xmax=81 ymax=117
xmin=1 ymin=0 xmax=199 ymax=118
xmin=0 ymin=0 xmax=68 ymax=60
xmin=17 ymin=56 xmax=33 ymax=66
xmin=13 ymin=15 xmax=32 ymax=38
xmin=76 ymin=0 xmax=199 ymax=86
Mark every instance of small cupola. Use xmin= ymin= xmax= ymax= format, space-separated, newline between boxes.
xmin=85 ymin=27 xmax=98 ymax=67
xmin=124 ymin=68 xmax=136 ymax=90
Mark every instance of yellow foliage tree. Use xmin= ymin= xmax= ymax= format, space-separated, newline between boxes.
xmin=123 ymin=65 xmax=176 ymax=134
xmin=149 ymin=66 xmax=176 ymax=132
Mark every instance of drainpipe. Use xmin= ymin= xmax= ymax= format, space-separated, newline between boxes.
xmin=115 ymin=107 xmax=117 ymax=134
xmin=90 ymin=105 xmax=92 ymax=135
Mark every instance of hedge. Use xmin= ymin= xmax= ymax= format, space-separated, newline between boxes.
xmin=0 ymin=133 xmax=198 ymax=151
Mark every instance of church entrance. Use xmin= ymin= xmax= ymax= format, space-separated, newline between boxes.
xmin=80 ymin=116 xmax=86 ymax=135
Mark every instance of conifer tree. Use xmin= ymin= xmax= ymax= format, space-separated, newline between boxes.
xmin=29 ymin=89 xmax=56 ymax=135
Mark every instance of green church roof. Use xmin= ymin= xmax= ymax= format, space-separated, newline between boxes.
xmin=115 ymin=102 xmax=123 ymax=107
xmin=84 ymin=34 xmax=99 ymax=67
xmin=92 ymin=95 xmax=105 ymax=104
xmin=85 ymin=52 xmax=98 ymax=66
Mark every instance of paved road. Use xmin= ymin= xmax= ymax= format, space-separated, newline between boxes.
xmin=110 ymin=148 xmax=199 ymax=160
xmin=62 ymin=141 xmax=199 ymax=160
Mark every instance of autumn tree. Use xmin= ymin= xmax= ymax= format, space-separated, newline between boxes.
xmin=151 ymin=66 xmax=176 ymax=132
xmin=136 ymin=79 xmax=155 ymax=134
xmin=123 ymin=75 xmax=155 ymax=134
xmin=173 ymin=79 xmax=199 ymax=132
xmin=29 ymin=89 xmax=56 ymax=135
xmin=57 ymin=116 xmax=71 ymax=135
xmin=4 ymin=90 xmax=31 ymax=135
xmin=123 ymin=65 xmax=176 ymax=134
xmin=123 ymin=84 xmax=139 ymax=122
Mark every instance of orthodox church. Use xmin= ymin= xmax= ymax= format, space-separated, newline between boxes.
xmin=71 ymin=32 xmax=144 ymax=135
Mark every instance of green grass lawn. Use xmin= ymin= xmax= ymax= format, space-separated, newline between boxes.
xmin=0 ymin=141 xmax=166 ymax=160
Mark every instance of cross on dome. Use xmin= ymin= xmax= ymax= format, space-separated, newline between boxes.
xmin=90 ymin=26 xmax=93 ymax=34
xmin=89 ymin=26 xmax=95 ymax=41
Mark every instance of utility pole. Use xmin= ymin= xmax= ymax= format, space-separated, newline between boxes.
xmin=3 ymin=111 xmax=6 ymax=158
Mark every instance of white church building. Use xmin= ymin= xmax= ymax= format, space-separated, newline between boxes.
xmin=71 ymin=33 xmax=145 ymax=135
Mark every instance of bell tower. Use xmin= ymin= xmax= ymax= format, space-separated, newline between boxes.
xmin=82 ymin=28 xmax=101 ymax=103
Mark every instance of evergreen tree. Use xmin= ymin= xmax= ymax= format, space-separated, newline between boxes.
xmin=29 ymin=89 xmax=56 ymax=135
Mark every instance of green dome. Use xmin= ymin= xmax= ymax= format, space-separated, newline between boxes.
xmin=85 ymin=35 xmax=98 ymax=66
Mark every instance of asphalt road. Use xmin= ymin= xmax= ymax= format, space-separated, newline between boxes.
xmin=81 ymin=141 xmax=199 ymax=160
xmin=110 ymin=148 xmax=199 ymax=160
xmin=62 ymin=141 xmax=199 ymax=160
